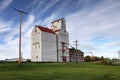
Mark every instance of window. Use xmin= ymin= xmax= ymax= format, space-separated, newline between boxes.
xmin=36 ymin=56 xmax=38 ymax=59
xmin=62 ymin=20 xmax=66 ymax=31
xmin=35 ymin=29 xmax=37 ymax=33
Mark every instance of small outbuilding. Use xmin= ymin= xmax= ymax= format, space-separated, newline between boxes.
xmin=69 ymin=48 xmax=84 ymax=62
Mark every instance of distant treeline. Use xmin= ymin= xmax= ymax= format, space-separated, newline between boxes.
xmin=84 ymin=55 xmax=120 ymax=65
xmin=84 ymin=56 xmax=105 ymax=62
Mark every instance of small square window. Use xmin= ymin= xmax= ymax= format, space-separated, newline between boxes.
xmin=36 ymin=56 xmax=38 ymax=59
xmin=35 ymin=29 xmax=37 ymax=33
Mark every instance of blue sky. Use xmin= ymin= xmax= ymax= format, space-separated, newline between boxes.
xmin=0 ymin=0 xmax=120 ymax=59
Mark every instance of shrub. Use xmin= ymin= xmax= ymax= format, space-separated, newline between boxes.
xmin=26 ymin=59 xmax=31 ymax=62
xmin=100 ymin=58 xmax=112 ymax=65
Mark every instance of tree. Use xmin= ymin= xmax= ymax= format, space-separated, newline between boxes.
xmin=84 ymin=56 xmax=91 ymax=62
xmin=94 ymin=56 xmax=100 ymax=61
xmin=100 ymin=56 xmax=104 ymax=60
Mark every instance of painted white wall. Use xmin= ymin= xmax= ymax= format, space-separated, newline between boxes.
xmin=31 ymin=27 xmax=42 ymax=62
xmin=51 ymin=20 xmax=62 ymax=31
xmin=31 ymin=18 xmax=69 ymax=62
xmin=41 ymin=31 xmax=57 ymax=62
xmin=57 ymin=29 xmax=69 ymax=62
xmin=51 ymin=18 xmax=69 ymax=62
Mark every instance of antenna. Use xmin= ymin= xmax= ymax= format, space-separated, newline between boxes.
xmin=14 ymin=9 xmax=27 ymax=64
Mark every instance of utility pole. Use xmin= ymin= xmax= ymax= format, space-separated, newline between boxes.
xmin=73 ymin=40 xmax=79 ymax=63
xmin=14 ymin=9 xmax=27 ymax=64
xmin=118 ymin=50 xmax=120 ymax=60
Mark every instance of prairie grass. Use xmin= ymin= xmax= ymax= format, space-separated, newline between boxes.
xmin=0 ymin=62 xmax=120 ymax=80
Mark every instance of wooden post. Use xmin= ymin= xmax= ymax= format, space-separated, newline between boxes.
xmin=14 ymin=9 xmax=27 ymax=64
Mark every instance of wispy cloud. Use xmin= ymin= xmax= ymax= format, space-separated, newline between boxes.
xmin=22 ymin=14 xmax=35 ymax=32
xmin=0 ymin=20 xmax=13 ymax=33
xmin=1 ymin=0 xmax=120 ymax=59
xmin=42 ymin=14 xmax=56 ymax=27
xmin=0 ymin=14 xmax=35 ymax=59
xmin=0 ymin=20 xmax=15 ymax=43
xmin=0 ymin=0 xmax=13 ymax=10
xmin=29 ymin=0 xmax=59 ymax=17
xmin=0 ymin=38 xmax=18 ymax=59
xmin=66 ymin=0 xmax=120 ymax=58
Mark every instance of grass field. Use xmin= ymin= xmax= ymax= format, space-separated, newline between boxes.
xmin=0 ymin=62 xmax=120 ymax=80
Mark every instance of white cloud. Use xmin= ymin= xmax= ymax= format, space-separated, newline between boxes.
xmin=1 ymin=0 xmax=120 ymax=60
xmin=42 ymin=14 xmax=56 ymax=27
xmin=0 ymin=38 xmax=18 ymax=59
xmin=0 ymin=27 xmax=12 ymax=33
xmin=101 ymin=41 xmax=120 ymax=49
xmin=0 ymin=14 xmax=35 ymax=60
xmin=29 ymin=0 xmax=59 ymax=15
xmin=0 ymin=20 xmax=13 ymax=33
xmin=32 ymin=13 xmax=56 ymax=28
xmin=0 ymin=20 xmax=17 ymax=43
xmin=0 ymin=0 xmax=13 ymax=10
xmin=66 ymin=0 xmax=120 ymax=58
xmin=20 ymin=14 xmax=35 ymax=59
xmin=22 ymin=14 xmax=35 ymax=32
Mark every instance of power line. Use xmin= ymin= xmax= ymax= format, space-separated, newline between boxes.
xmin=14 ymin=8 xmax=27 ymax=64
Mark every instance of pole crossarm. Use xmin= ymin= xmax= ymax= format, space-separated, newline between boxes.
xmin=14 ymin=8 xmax=28 ymax=14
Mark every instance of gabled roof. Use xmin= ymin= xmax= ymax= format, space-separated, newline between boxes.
xmin=52 ymin=18 xmax=64 ymax=24
xmin=37 ymin=25 xmax=56 ymax=34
